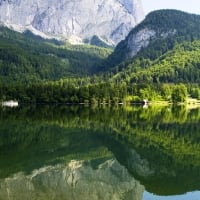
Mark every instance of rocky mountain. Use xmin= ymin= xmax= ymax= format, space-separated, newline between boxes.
xmin=0 ymin=0 xmax=144 ymax=45
xmin=110 ymin=10 xmax=200 ymax=65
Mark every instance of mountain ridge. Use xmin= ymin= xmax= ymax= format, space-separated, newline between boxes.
xmin=1 ymin=9 xmax=200 ymax=104
xmin=0 ymin=0 xmax=144 ymax=45
xmin=109 ymin=9 xmax=200 ymax=67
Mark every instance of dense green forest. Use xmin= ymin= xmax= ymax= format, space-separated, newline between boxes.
xmin=2 ymin=41 xmax=200 ymax=104
xmin=0 ymin=80 xmax=192 ymax=104
xmin=111 ymin=41 xmax=200 ymax=84
xmin=0 ymin=10 xmax=200 ymax=103
xmin=0 ymin=26 xmax=112 ymax=84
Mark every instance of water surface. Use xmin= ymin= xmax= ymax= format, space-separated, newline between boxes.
xmin=0 ymin=105 xmax=199 ymax=200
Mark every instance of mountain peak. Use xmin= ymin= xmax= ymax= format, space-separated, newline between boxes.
xmin=0 ymin=0 xmax=144 ymax=45
xmin=111 ymin=9 xmax=200 ymax=63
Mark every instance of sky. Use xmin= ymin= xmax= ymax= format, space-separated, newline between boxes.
xmin=142 ymin=0 xmax=200 ymax=15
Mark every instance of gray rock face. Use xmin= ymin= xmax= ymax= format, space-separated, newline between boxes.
xmin=119 ymin=27 xmax=177 ymax=59
xmin=127 ymin=28 xmax=156 ymax=58
xmin=0 ymin=159 xmax=144 ymax=200
xmin=126 ymin=149 xmax=155 ymax=177
xmin=0 ymin=0 xmax=144 ymax=44
xmin=123 ymin=27 xmax=177 ymax=59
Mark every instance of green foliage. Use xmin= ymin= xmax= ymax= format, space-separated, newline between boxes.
xmin=87 ymin=35 xmax=114 ymax=48
xmin=171 ymin=84 xmax=188 ymax=103
xmin=0 ymin=26 xmax=112 ymax=84
xmin=190 ymin=87 xmax=200 ymax=99
xmin=0 ymin=79 xmax=198 ymax=105
xmin=110 ymin=40 xmax=200 ymax=84
xmin=161 ymin=84 xmax=172 ymax=100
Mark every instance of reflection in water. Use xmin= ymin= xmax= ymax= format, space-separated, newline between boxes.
xmin=0 ymin=105 xmax=200 ymax=199
xmin=0 ymin=159 xmax=144 ymax=200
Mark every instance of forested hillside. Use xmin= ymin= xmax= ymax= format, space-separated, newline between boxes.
xmin=0 ymin=26 xmax=112 ymax=84
xmin=107 ymin=10 xmax=200 ymax=68
xmin=0 ymin=10 xmax=200 ymax=104
xmin=111 ymin=40 xmax=200 ymax=84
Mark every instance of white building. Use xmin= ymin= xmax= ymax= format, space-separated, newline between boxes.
xmin=2 ymin=100 xmax=19 ymax=107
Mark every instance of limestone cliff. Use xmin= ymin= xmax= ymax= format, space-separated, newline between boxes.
xmin=0 ymin=0 xmax=144 ymax=45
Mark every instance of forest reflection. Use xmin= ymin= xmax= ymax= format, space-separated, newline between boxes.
xmin=0 ymin=105 xmax=200 ymax=198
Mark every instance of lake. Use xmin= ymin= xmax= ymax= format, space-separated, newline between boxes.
xmin=0 ymin=105 xmax=200 ymax=200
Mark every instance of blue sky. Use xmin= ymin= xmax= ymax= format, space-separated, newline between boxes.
xmin=142 ymin=0 xmax=200 ymax=15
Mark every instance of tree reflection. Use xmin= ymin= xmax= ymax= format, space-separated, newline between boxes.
xmin=0 ymin=105 xmax=200 ymax=196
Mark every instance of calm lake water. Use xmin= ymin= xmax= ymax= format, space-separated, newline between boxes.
xmin=0 ymin=105 xmax=200 ymax=200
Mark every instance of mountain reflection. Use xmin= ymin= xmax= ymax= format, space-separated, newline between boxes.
xmin=0 ymin=105 xmax=200 ymax=199
xmin=0 ymin=159 xmax=144 ymax=200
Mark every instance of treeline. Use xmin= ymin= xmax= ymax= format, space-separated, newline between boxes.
xmin=0 ymin=80 xmax=197 ymax=104
xmin=1 ymin=39 xmax=200 ymax=104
